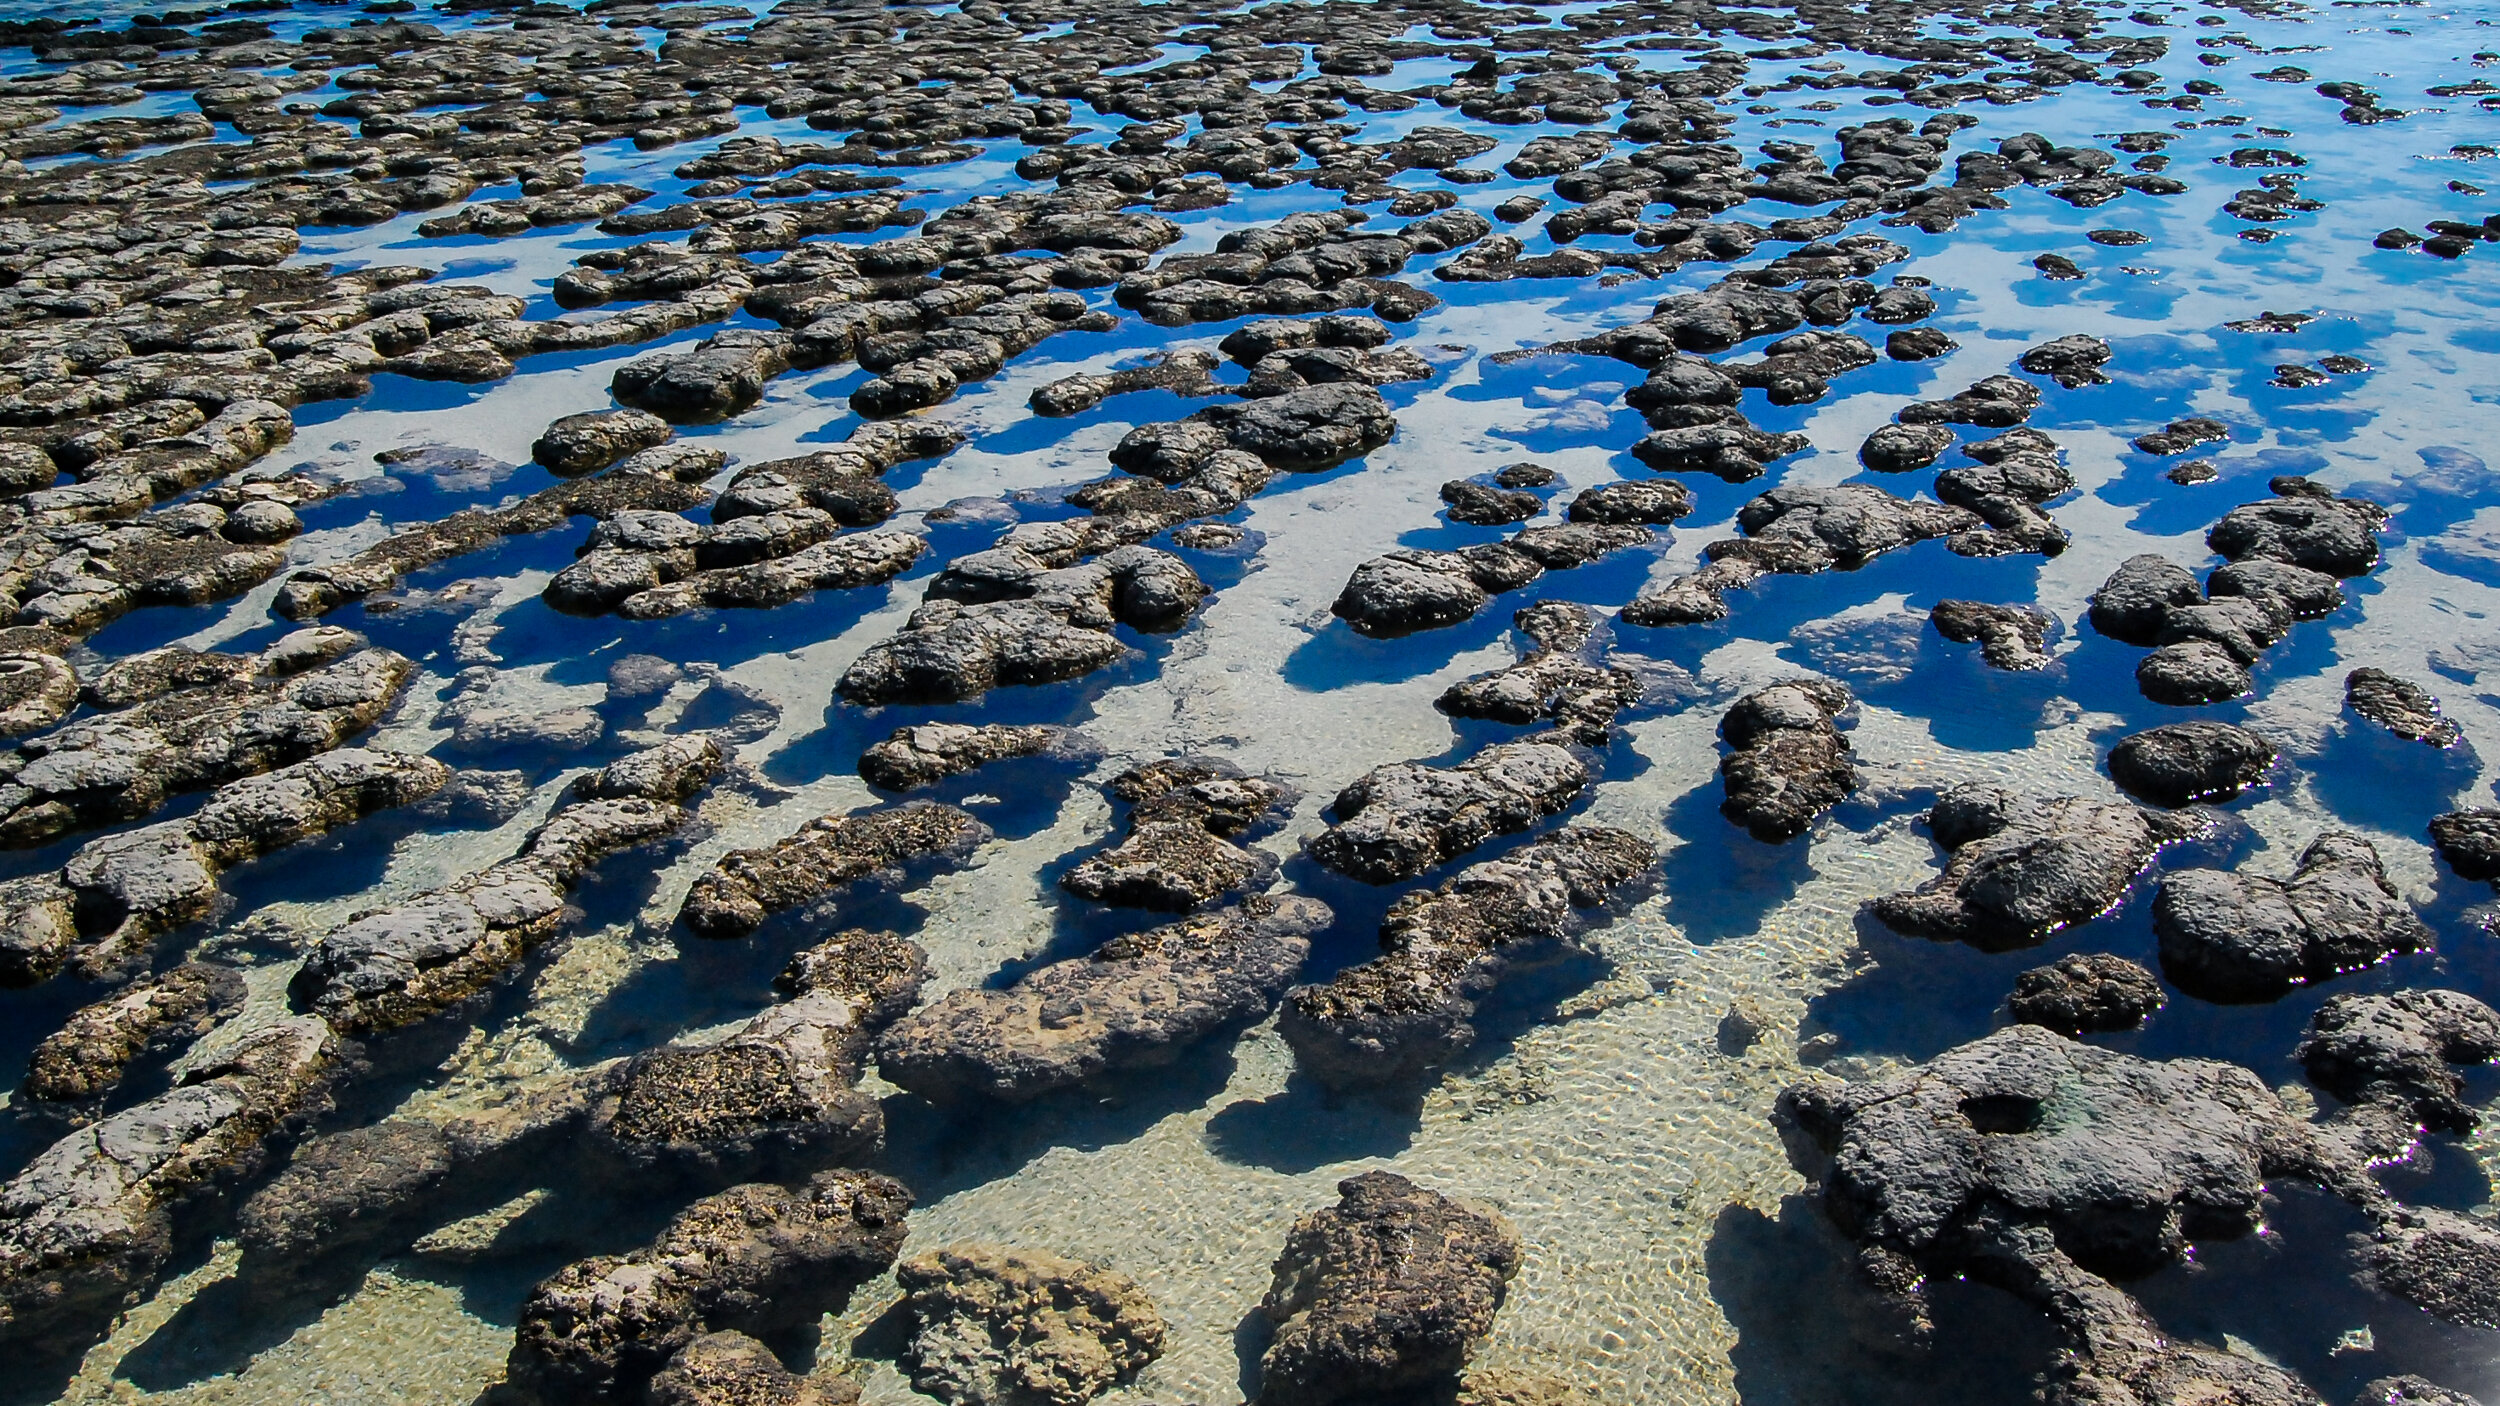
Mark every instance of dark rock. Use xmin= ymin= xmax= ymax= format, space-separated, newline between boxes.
xmin=1256 ymin=1172 xmax=1522 ymax=1406
xmin=2090 ymin=555 xmax=2206 ymax=645
xmin=2354 ymin=1206 xmax=2500 ymax=1332
xmin=2346 ymin=668 xmax=2464 ymax=747
xmin=895 ymin=1245 xmax=1165 ymax=1406
xmin=2008 ymin=954 xmax=2166 ymax=1036
xmin=1859 ymin=423 xmax=1956 ymax=473
xmin=2153 ymin=832 xmax=2431 ymax=1002
xmin=2016 ymin=334 xmax=2113 ymax=388
xmin=2136 ymin=641 xmax=2253 ymax=706
xmin=1719 ymin=680 xmax=1855 ymax=844
xmin=2206 ymin=559 xmax=2344 ymax=619
xmin=612 ymin=329 xmax=795 ymax=423
xmin=1929 ymin=601 xmax=2050 ymax=670
xmin=2132 ymin=417 xmax=2228 ymax=455
xmin=1280 ymin=827 xmax=1652 ymax=1088
xmin=859 ymin=724 xmax=1088 ymax=792
xmin=2208 ymin=487 xmax=2388 ymax=577
xmin=1734 ymin=485 xmax=1978 ymax=566
xmin=1565 ymin=480 xmax=1692 ymax=526
xmin=680 ymin=801 xmax=989 ymax=939
xmin=533 ymin=409 xmax=673 ymax=476
xmin=2107 ymin=722 xmax=2275 ymax=807
xmin=1307 ymin=739 xmax=1588 ymax=883
xmin=1494 ymin=462 xmax=1555 ymax=489
xmin=1190 ymin=382 xmax=1395 ymax=470
xmin=1329 ymin=546 xmax=1539 ymax=638
xmin=649 ymin=1331 xmax=858 ymax=1406
xmin=1061 ymin=758 xmax=1293 ymax=911
xmin=508 ymin=1170 xmax=909 ymax=1404
xmin=2351 ymin=1377 xmax=2483 ymax=1406
xmin=2297 ymin=988 xmax=2500 ymax=1132
xmin=1436 ymin=603 xmax=1641 ymax=745
xmin=1886 ymin=327 xmax=1957 ymax=360
xmin=2429 ymin=809 xmax=2500 ymax=882
xmin=20 ymin=962 xmax=248 ymax=1110
xmin=880 ymin=898 xmax=1326 ymax=1104
xmin=1872 ymin=786 xmax=2204 ymax=951
xmin=1441 ymin=480 xmax=1541 ymax=526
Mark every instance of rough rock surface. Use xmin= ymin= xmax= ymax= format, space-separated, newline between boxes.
xmin=679 ymin=801 xmax=990 ymax=938
xmin=1718 ymin=680 xmax=1855 ymax=843
xmin=879 ymin=898 xmax=1328 ymax=1103
xmin=1870 ymin=785 xmax=2203 ymax=950
xmin=1257 ymin=1172 xmax=1523 ymax=1406
xmin=648 ymin=1331 xmax=859 ymax=1406
xmin=2153 ymin=832 xmax=2432 ymax=1003
xmin=2107 ymin=722 xmax=2276 ymax=808
xmin=1281 ymin=827 xmax=1654 ymax=1088
xmin=1435 ymin=603 xmax=1641 ymax=744
xmin=2007 ymin=954 xmax=2166 ymax=1036
xmin=1307 ymin=740 xmax=1589 ymax=883
xmin=2346 ymin=668 xmax=2464 ymax=748
xmin=2296 ymin=988 xmax=2500 ymax=1132
xmin=895 ymin=1245 xmax=1166 ymax=1406
xmin=1060 ymin=758 xmax=1294 ymax=910
xmin=20 ymin=962 xmax=248 ymax=1110
xmin=2428 ymin=809 xmax=2500 ymax=882
xmin=508 ymin=1170 xmax=910 ymax=1403
xmin=1929 ymin=600 xmax=2051 ymax=671
xmin=859 ymin=724 xmax=1089 ymax=792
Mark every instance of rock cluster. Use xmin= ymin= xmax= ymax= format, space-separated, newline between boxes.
xmin=2089 ymin=542 xmax=2351 ymax=706
xmin=1435 ymin=603 xmax=1643 ymax=745
xmin=1307 ymin=739 xmax=1589 ymax=883
xmin=1870 ymin=785 xmax=2205 ymax=950
xmin=1060 ymin=758 xmax=1295 ymax=911
xmin=2152 ymin=832 xmax=2432 ymax=1003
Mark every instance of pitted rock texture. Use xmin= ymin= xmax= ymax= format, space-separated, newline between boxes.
xmin=1307 ymin=739 xmax=1589 ymax=883
xmin=1718 ymin=679 xmax=1855 ymax=843
xmin=679 ymin=801 xmax=990 ymax=939
xmin=1281 ymin=826 xmax=1654 ymax=1089
xmin=1256 ymin=1171 xmax=1523 ymax=1406
xmin=1870 ymin=785 xmax=2204 ymax=951
xmin=2207 ymin=480 xmax=2390 ymax=578
xmin=508 ymin=1170 xmax=911 ymax=1404
xmin=879 ymin=898 xmax=1327 ymax=1104
xmin=2153 ymin=832 xmax=2432 ymax=1004
xmin=859 ymin=724 xmax=1092 ymax=792
xmin=295 ymin=737 xmax=724 ymax=1033
xmin=1435 ymin=603 xmax=1642 ymax=745
xmin=0 ymin=1017 xmax=340 ymax=1353
xmin=2345 ymin=668 xmax=2465 ymax=748
xmin=2007 ymin=954 xmax=2166 ymax=1037
xmin=20 ymin=962 xmax=247 ymax=1111
xmin=895 ymin=1245 xmax=1166 ymax=1406
xmin=1060 ymin=758 xmax=1294 ymax=911
xmin=1929 ymin=600 xmax=2051 ymax=671
xmin=2107 ymin=721 xmax=2276 ymax=808
xmin=2428 ymin=809 xmax=2500 ymax=882
xmin=2296 ymin=988 xmax=2500 ymax=1133
xmin=648 ymin=1331 xmax=860 ymax=1406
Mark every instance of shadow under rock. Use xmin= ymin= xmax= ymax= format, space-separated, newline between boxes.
xmin=1706 ymin=1196 xmax=2057 ymax=1406
xmin=1653 ymin=777 xmax=1820 ymax=947
xmin=1203 ymin=1071 xmax=1426 ymax=1176
xmin=2305 ymin=721 xmax=2481 ymax=839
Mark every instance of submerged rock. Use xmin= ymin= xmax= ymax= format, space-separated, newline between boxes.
xmin=20 ymin=962 xmax=248 ymax=1111
xmin=2153 ymin=832 xmax=2431 ymax=1003
xmin=508 ymin=1170 xmax=910 ymax=1403
xmin=2106 ymin=721 xmax=2275 ymax=807
xmin=1307 ymin=740 xmax=1588 ymax=883
xmin=679 ymin=801 xmax=990 ymax=938
xmin=2008 ymin=954 xmax=2166 ymax=1036
xmin=895 ymin=1245 xmax=1164 ymax=1406
xmin=1060 ymin=758 xmax=1294 ymax=911
xmin=1871 ymin=786 xmax=2203 ymax=951
xmin=1257 ymin=1172 xmax=1523 ymax=1406
xmin=1281 ymin=827 xmax=1653 ymax=1088
xmin=879 ymin=898 xmax=1327 ymax=1104
xmin=1718 ymin=680 xmax=1855 ymax=843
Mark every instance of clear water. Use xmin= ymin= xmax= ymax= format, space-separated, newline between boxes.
xmin=4 ymin=0 xmax=2500 ymax=1403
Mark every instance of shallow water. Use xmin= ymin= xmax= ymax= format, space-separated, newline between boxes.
xmin=2 ymin=0 xmax=2500 ymax=1402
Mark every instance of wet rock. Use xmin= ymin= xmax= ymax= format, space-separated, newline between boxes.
xmin=680 ymin=801 xmax=990 ymax=939
xmin=585 ymin=930 xmax=925 ymax=1183
xmin=838 ymin=548 xmax=1206 ymax=705
xmin=508 ymin=1170 xmax=910 ymax=1404
xmin=295 ymin=740 xmax=724 ymax=1034
xmin=1256 ymin=1172 xmax=1522 ymax=1406
xmin=533 ymin=409 xmax=673 ymax=477
xmin=2153 ymin=832 xmax=2431 ymax=1003
xmin=1719 ymin=680 xmax=1855 ymax=844
xmin=2428 ymin=809 xmax=2500 ymax=882
xmin=1061 ymin=759 xmax=1293 ymax=911
xmin=2016 ymin=334 xmax=2113 ymax=388
xmin=2089 ymin=555 xmax=2205 ymax=644
xmin=2345 ymin=668 xmax=2463 ymax=747
xmin=1030 ymin=350 xmax=1221 ymax=417
xmin=1280 ymin=827 xmax=1653 ymax=1088
xmin=1189 ymin=382 xmax=1396 ymax=470
xmin=1328 ymin=545 xmax=1537 ymax=638
xmin=1872 ymin=786 xmax=2204 ymax=951
xmin=0 ymin=1017 xmax=339 ymax=1352
xmin=1899 ymin=375 xmax=2042 ymax=429
xmin=1887 ymin=327 xmax=1957 ymax=360
xmin=1495 ymin=463 xmax=1555 ymax=489
xmin=2137 ymin=641 xmax=2254 ymax=706
xmin=1733 ymin=485 xmax=1979 ymax=565
xmin=2107 ymin=721 xmax=2275 ymax=807
xmin=2209 ymin=484 xmax=2388 ymax=577
xmin=2351 ymin=1377 xmax=2483 ymax=1406
xmin=895 ymin=1245 xmax=1165 ymax=1406
xmin=649 ymin=1331 xmax=858 ymax=1406
xmin=1929 ymin=601 xmax=2050 ymax=671
xmin=1436 ymin=604 xmax=1641 ymax=745
xmin=2207 ymin=559 xmax=2344 ymax=620
xmin=2133 ymin=417 xmax=2228 ymax=455
xmin=1859 ymin=423 xmax=1956 ymax=473
xmin=612 ymin=329 xmax=795 ymax=423
xmin=2297 ymin=988 xmax=2500 ymax=1132
xmin=0 ymin=653 xmax=78 ymax=738
xmin=1565 ymin=480 xmax=1691 ymax=526
xmin=2008 ymin=954 xmax=2166 ymax=1036
xmin=20 ymin=962 xmax=248 ymax=1111
xmin=0 ymin=646 xmax=415 ymax=849
xmin=1307 ymin=740 xmax=1588 ymax=884
xmin=879 ymin=898 xmax=1326 ymax=1104
xmin=859 ymin=724 xmax=1089 ymax=793
xmin=2353 ymin=1206 xmax=2500 ymax=1332
xmin=1441 ymin=480 xmax=1541 ymax=526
